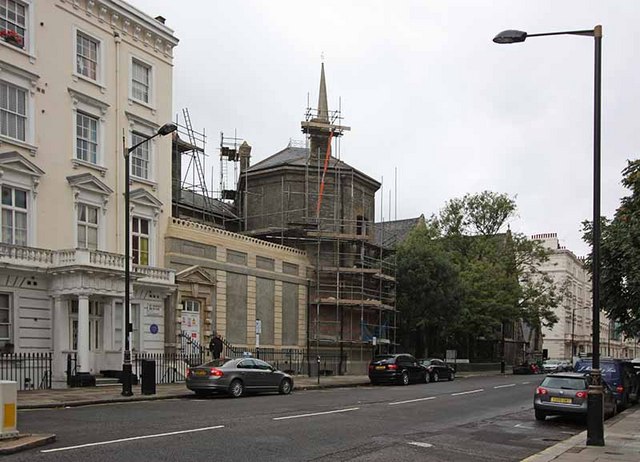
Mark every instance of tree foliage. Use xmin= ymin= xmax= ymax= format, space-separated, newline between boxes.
xmin=583 ymin=159 xmax=640 ymax=337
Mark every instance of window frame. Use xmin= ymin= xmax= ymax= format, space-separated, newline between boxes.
xmin=129 ymin=55 xmax=154 ymax=108
xmin=72 ymin=27 xmax=104 ymax=87
xmin=69 ymin=89 xmax=107 ymax=173
xmin=1 ymin=184 xmax=28 ymax=246
xmin=0 ymin=292 xmax=12 ymax=349
xmin=130 ymin=131 xmax=151 ymax=180
xmin=131 ymin=216 xmax=150 ymax=266
xmin=0 ymin=79 xmax=27 ymax=141
xmin=183 ymin=299 xmax=200 ymax=313
xmin=76 ymin=202 xmax=99 ymax=250
xmin=0 ymin=0 xmax=33 ymax=55
xmin=75 ymin=111 xmax=99 ymax=165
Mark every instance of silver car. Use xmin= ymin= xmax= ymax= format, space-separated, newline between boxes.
xmin=186 ymin=358 xmax=294 ymax=398
xmin=533 ymin=372 xmax=617 ymax=421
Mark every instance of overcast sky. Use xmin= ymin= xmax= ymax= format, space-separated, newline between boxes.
xmin=130 ymin=0 xmax=640 ymax=256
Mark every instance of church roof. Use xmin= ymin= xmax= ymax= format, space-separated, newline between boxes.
xmin=373 ymin=215 xmax=425 ymax=249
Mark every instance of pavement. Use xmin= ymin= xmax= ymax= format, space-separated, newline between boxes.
xmin=10 ymin=371 xmax=639 ymax=460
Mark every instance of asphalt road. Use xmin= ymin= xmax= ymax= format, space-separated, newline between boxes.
xmin=9 ymin=374 xmax=588 ymax=461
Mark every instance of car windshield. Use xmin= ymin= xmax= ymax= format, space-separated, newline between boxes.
xmin=541 ymin=376 xmax=587 ymax=390
xmin=575 ymin=361 xmax=617 ymax=380
xmin=371 ymin=355 xmax=395 ymax=364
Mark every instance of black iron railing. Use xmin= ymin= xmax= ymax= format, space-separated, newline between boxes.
xmin=133 ymin=352 xmax=205 ymax=384
xmin=178 ymin=331 xmax=205 ymax=356
xmin=0 ymin=352 xmax=52 ymax=390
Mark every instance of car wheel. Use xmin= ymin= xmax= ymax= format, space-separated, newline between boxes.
xmin=433 ymin=372 xmax=439 ymax=382
xmin=228 ymin=379 xmax=244 ymax=398
xmin=424 ymin=372 xmax=431 ymax=384
xmin=401 ymin=371 xmax=409 ymax=386
xmin=449 ymin=371 xmax=455 ymax=381
xmin=535 ymin=409 xmax=546 ymax=421
xmin=279 ymin=378 xmax=292 ymax=395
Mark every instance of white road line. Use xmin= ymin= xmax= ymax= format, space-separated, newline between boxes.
xmin=40 ymin=426 xmax=225 ymax=453
xmin=389 ymin=396 xmax=437 ymax=406
xmin=273 ymin=407 xmax=359 ymax=421
xmin=451 ymin=388 xmax=484 ymax=396
xmin=494 ymin=384 xmax=516 ymax=389
xmin=521 ymin=382 xmax=531 ymax=385
xmin=408 ymin=442 xmax=434 ymax=448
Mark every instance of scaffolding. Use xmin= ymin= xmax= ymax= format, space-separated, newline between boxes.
xmin=237 ymin=96 xmax=398 ymax=371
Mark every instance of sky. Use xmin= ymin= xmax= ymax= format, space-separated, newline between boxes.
xmin=129 ymin=0 xmax=640 ymax=256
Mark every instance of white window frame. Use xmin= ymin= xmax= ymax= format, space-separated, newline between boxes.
xmin=69 ymin=300 xmax=103 ymax=352
xmin=1 ymin=184 xmax=28 ymax=246
xmin=129 ymin=55 xmax=154 ymax=108
xmin=131 ymin=216 xmax=150 ymax=266
xmin=129 ymin=189 xmax=161 ymax=267
xmin=0 ymin=80 xmax=27 ymax=142
xmin=75 ymin=111 xmax=99 ymax=164
xmin=0 ymin=0 xmax=34 ymax=57
xmin=76 ymin=202 xmax=99 ymax=250
xmin=0 ymin=292 xmax=12 ymax=349
xmin=69 ymin=89 xmax=107 ymax=174
xmin=126 ymin=114 xmax=158 ymax=185
xmin=72 ymin=27 xmax=104 ymax=88
xmin=183 ymin=299 xmax=200 ymax=313
xmin=130 ymin=131 xmax=150 ymax=180
xmin=0 ymin=63 xmax=36 ymax=149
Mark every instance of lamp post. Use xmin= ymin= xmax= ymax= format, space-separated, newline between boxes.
xmin=121 ymin=122 xmax=177 ymax=397
xmin=493 ymin=25 xmax=604 ymax=447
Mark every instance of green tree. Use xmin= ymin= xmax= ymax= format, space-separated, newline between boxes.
xmin=583 ymin=159 xmax=640 ymax=337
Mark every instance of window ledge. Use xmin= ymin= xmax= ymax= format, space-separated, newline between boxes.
xmin=0 ymin=40 xmax=36 ymax=63
xmin=71 ymin=158 xmax=108 ymax=177
xmin=72 ymin=72 xmax=107 ymax=94
xmin=0 ymin=136 xmax=37 ymax=156
xmin=131 ymin=176 xmax=157 ymax=190
xmin=128 ymin=98 xmax=157 ymax=115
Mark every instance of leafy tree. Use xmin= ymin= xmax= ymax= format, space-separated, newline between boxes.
xmin=583 ymin=159 xmax=640 ymax=337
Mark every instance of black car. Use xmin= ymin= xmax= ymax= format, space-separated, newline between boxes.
xmin=186 ymin=358 xmax=294 ymax=398
xmin=419 ymin=358 xmax=455 ymax=382
xmin=369 ymin=354 xmax=426 ymax=385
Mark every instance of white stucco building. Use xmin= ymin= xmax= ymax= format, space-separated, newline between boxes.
xmin=0 ymin=0 xmax=178 ymax=385
xmin=533 ymin=233 xmax=636 ymax=361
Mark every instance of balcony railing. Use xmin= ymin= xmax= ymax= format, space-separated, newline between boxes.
xmin=0 ymin=244 xmax=174 ymax=284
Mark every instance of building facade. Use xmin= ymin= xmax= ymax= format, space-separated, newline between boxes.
xmin=534 ymin=233 xmax=636 ymax=361
xmin=0 ymin=0 xmax=178 ymax=385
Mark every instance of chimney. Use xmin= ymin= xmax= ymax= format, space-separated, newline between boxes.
xmin=239 ymin=141 xmax=252 ymax=172
xmin=155 ymin=16 xmax=166 ymax=24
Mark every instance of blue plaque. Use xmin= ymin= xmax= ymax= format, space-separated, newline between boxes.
xmin=150 ymin=324 xmax=159 ymax=334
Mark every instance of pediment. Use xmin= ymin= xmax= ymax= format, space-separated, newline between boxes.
xmin=176 ymin=265 xmax=216 ymax=285
xmin=130 ymin=188 xmax=163 ymax=208
xmin=67 ymin=172 xmax=113 ymax=195
xmin=0 ymin=151 xmax=45 ymax=177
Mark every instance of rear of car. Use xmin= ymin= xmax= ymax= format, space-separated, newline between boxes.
xmin=186 ymin=358 xmax=233 ymax=394
xmin=574 ymin=359 xmax=631 ymax=406
xmin=369 ymin=355 xmax=402 ymax=384
xmin=533 ymin=373 xmax=590 ymax=420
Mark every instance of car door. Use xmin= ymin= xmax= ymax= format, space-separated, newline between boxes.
xmin=254 ymin=359 xmax=278 ymax=390
xmin=406 ymin=355 xmax=422 ymax=382
xmin=237 ymin=359 xmax=258 ymax=390
xmin=432 ymin=359 xmax=447 ymax=380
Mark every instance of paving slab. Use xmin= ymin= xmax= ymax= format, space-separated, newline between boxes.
xmin=0 ymin=434 xmax=56 ymax=455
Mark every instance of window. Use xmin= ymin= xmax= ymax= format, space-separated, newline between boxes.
xmin=77 ymin=203 xmax=98 ymax=250
xmin=132 ymin=217 xmax=149 ymax=265
xmin=131 ymin=303 xmax=140 ymax=351
xmin=131 ymin=59 xmax=150 ymax=103
xmin=0 ymin=81 xmax=27 ymax=141
xmin=70 ymin=300 xmax=103 ymax=351
xmin=0 ymin=293 xmax=10 ymax=349
xmin=76 ymin=32 xmax=99 ymax=81
xmin=76 ymin=112 xmax=98 ymax=164
xmin=0 ymin=0 xmax=26 ymax=46
xmin=183 ymin=299 xmax=200 ymax=313
xmin=1 ymin=185 xmax=27 ymax=245
xmin=130 ymin=132 xmax=149 ymax=179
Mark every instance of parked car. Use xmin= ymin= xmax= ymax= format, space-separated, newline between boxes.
xmin=543 ymin=360 xmax=570 ymax=373
xmin=186 ymin=358 xmax=294 ymax=398
xmin=574 ymin=358 xmax=639 ymax=408
xmin=419 ymin=358 xmax=455 ymax=382
xmin=369 ymin=354 xmax=426 ymax=385
xmin=513 ymin=362 xmax=540 ymax=375
xmin=533 ymin=372 xmax=617 ymax=421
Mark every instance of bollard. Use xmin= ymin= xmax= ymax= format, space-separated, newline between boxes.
xmin=500 ymin=360 xmax=506 ymax=374
xmin=0 ymin=381 xmax=18 ymax=439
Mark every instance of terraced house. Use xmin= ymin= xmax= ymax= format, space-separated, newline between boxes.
xmin=0 ymin=0 xmax=178 ymax=387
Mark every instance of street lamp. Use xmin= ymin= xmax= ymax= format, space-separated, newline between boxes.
xmin=493 ymin=25 xmax=604 ymax=447
xmin=121 ymin=122 xmax=177 ymax=397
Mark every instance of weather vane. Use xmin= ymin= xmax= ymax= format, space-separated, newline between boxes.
xmin=321 ymin=51 xmax=325 ymax=62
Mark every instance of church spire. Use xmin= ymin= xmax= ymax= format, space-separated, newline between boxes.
xmin=317 ymin=62 xmax=329 ymax=122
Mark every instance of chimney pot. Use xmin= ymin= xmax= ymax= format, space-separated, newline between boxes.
xmin=155 ymin=15 xmax=166 ymax=24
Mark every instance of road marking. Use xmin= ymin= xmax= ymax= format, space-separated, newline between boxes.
xmin=40 ymin=425 xmax=225 ymax=453
xmin=515 ymin=423 xmax=534 ymax=429
xmin=521 ymin=382 xmax=531 ymax=385
xmin=273 ymin=407 xmax=359 ymax=421
xmin=389 ymin=396 xmax=437 ymax=406
xmin=451 ymin=388 xmax=483 ymax=396
xmin=408 ymin=442 xmax=434 ymax=448
xmin=494 ymin=384 xmax=516 ymax=389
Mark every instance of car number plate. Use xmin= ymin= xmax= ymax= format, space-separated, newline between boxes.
xmin=194 ymin=370 xmax=207 ymax=377
xmin=550 ymin=397 xmax=572 ymax=404
xmin=375 ymin=366 xmax=385 ymax=370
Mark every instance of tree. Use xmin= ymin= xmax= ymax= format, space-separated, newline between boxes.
xmin=583 ymin=159 xmax=640 ymax=337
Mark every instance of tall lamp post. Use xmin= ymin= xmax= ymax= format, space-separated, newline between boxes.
xmin=121 ymin=122 xmax=177 ymax=397
xmin=493 ymin=25 xmax=604 ymax=446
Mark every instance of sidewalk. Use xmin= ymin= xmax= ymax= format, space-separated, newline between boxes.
xmin=523 ymin=407 xmax=640 ymax=462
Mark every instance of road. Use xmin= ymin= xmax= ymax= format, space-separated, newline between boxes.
xmin=8 ymin=374 xmax=588 ymax=461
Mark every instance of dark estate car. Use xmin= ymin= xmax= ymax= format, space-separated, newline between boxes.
xmin=419 ymin=358 xmax=455 ymax=382
xmin=533 ymin=372 xmax=617 ymax=421
xmin=186 ymin=358 xmax=294 ymax=398
xmin=574 ymin=358 xmax=640 ymax=408
xmin=369 ymin=354 xmax=426 ymax=385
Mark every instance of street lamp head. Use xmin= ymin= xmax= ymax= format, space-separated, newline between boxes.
xmin=157 ymin=123 xmax=178 ymax=136
xmin=493 ymin=30 xmax=527 ymax=44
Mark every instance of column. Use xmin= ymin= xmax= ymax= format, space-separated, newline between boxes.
xmin=52 ymin=296 xmax=69 ymax=382
xmin=77 ymin=295 xmax=90 ymax=373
